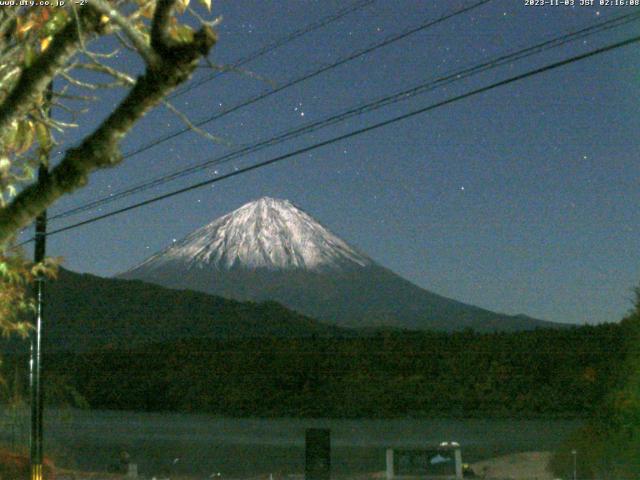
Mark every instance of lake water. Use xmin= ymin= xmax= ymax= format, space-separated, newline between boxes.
xmin=0 ymin=409 xmax=582 ymax=477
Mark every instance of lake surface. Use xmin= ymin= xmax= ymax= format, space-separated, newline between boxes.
xmin=0 ymin=409 xmax=582 ymax=477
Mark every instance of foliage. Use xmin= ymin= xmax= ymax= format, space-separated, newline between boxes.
xmin=4 ymin=268 xmax=619 ymax=419
xmin=0 ymin=0 xmax=217 ymax=338
xmin=0 ymin=254 xmax=58 ymax=338
xmin=38 ymin=322 xmax=623 ymax=419
xmin=550 ymin=289 xmax=640 ymax=479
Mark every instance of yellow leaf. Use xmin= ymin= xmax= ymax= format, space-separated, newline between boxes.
xmin=198 ymin=0 xmax=211 ymax=11
xmin=40 ymin=37 xmax=51 ymax=52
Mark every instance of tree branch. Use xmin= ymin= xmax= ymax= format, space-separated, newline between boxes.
xmin=88 ymin=0 xmax=159 ymax=66
xmin=151 ymin=0 xmax=175 ymax=54
xmin=0 ymin=9 xmax=100 ymax=134
xmin=0 ymin=7 xmax=217 ymax=245
xmin=73 ymin=61 xmax=136 ymax=86
xmin=161 ymin=99 xmax=228 ymax=145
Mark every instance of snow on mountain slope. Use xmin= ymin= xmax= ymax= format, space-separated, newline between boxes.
xmin=128 ymin=197 xmax=372 ymax=273
xmin=120 ymin=197 xmax=562 ymax=332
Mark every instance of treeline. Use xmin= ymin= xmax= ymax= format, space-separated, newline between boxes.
xmin=550 ymin=310 xmax=640 ymax=479
xmin=37 ymin=323 xmax=623 ymax=418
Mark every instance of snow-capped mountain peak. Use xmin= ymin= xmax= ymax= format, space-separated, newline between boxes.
xmin=130 ymin=197 xmax=372 ymax=272
xmin=120 ymin=197 xmax=558 ymax=333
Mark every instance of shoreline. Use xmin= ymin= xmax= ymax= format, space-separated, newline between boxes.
xmin=54 ymin=451 xmax=554 ymax=480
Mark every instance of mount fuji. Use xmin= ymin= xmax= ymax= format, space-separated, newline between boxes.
xmin=120 ymin=197 xmax=560 ymax=332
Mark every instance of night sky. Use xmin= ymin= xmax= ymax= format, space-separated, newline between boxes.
xmin=37 ymin=0 xmax=640 ymax=326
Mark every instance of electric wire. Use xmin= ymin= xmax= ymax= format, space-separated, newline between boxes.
xmin=168 ymin=0 xmax=376 ymax=99
xmin=48 ymin=0 xmax=496 ymax=220
xmin=48 ymin=9 xmax=640 ymax=222
xmin=49 ymin=0 xmax=376 ymax=166
xmin=110 ymin=0 xmax=494 ymax=161
xmin=19 ymin=32 xmax=639 ymax=245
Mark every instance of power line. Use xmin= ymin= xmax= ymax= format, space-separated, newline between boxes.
xmin=48 ymin=0 xmax=498 ymax=221
xmin=49 ymin=0 xmax=375 ymax=166
xmin=169 ymin=0 xmax=376 ymax=99
xmin=115 ymin=0 xmax=493 ymax=161
xmin=27 ymin=33 xmax=640 ymax=243
xmin=49 ymin=10 xmax=640 ymax=222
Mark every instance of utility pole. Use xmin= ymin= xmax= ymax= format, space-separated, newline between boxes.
xmin=30 ymin=83 xmax=52 ymax=480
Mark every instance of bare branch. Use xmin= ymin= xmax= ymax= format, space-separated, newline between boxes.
xmin=201 ymin=57 xmax=276 ymax=89
xmin=115 ymin=31 xmax=137 ymax=53
xmin=83 ymin=48 xmax=121 ymax=59
xmin=73 ymin=62 xmax=135 ymax=86
xmin=162 ymin=99 xmax=229 ymax=145
xmin=71 ymin=2 xmax=88 ymax=53
xmin=186 ymin=6 xmax=222 ymax=29
xmin=48 ymin=119 xmax=79 ymax=130
xmin=0 ymin=5 xmax=217 ymax=244
xmin=55 ymin=82 xmax=70 ymax=98
xmin=88 ymin=0 xmax=159 ymax=66
xmin=50 ymin=100 xmax=82 ymax=116
xmin=38 ymin=116 xmax=75 ymax=133
xmin=0 ymin=8 xmax=101 ymax=135
xmin=53 ymin=92 xmax=98 ymax=102
xmin=61 ymin=71 xmax=127 ymax=90
xmin=0 ymin=66 xmax=21 ymax=86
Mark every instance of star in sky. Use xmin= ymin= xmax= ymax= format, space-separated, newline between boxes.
xmin=49 ymin=0 xmax=640 ymax=327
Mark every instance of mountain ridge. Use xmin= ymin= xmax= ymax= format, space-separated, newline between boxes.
xmin=121 ymin=197 xmax=563 ymax=332
xmin=10 ymin=267 xmax=350 ymax=353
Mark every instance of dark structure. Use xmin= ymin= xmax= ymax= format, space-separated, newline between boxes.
xmin=305 ymin=428 xmax=331 ymax=480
